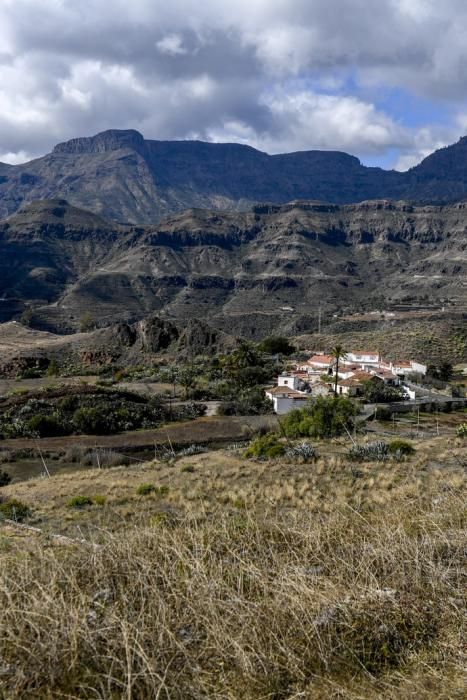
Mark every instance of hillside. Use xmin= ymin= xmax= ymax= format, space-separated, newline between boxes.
xmin=0 ymin=199 xmax=465 ymax=343
xmin=0 ymin=432 xmax=465 ymax=698
xmin=3 ymin=129 xmax=467 ymax=223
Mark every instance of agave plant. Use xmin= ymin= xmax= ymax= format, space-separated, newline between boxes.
xmin=349 ymin=441 xmax=389 ymax=462
xmin=285 ymin=442 xmax=316 ymax=462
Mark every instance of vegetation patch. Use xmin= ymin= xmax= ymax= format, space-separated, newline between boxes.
xmin=0 ymin=498 xmax=30 ymax=521
xmin=244 ymin=432 xmax=285 ymax=459
xmin=66 ymin=495 xmax=93 ymax=509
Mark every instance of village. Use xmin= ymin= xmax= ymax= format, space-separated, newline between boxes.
xmin=266 ymin=349 xmax=428 ymax=414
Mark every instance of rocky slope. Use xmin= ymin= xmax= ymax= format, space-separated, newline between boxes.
xmin=0 ymin=198 xmax=465 ymax=340
xmin=3 ymin=130 xmax=467 ymax=223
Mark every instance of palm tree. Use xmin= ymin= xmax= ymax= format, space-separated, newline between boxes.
xmin=330 ymin=344 xmax=346 ymax=396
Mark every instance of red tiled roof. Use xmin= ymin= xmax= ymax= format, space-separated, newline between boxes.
xmin=308 ymin=355 xmax=333 ymax=364
xmin=349 ymin=371 xmax=373 ymax=381
xmin=266 ymin=386 xmax=308 ymax=397
xmin=337 ymin=378 xmax=362 ymax=387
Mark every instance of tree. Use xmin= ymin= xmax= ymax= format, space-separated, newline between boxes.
xmin=361 ymin=378 xmax=405 ymax=403
xmin=178 ymin=366 xmax=197 ymax=399
xmin=438 ymin=362 xmax=454 ymax=382
xmin=280 ymin=395 xmax=358 ymax=439
xmin=258 ymin=336 xmax=296 ymax=356
xmin=427 ymin=362 xmax=454 ymax=382
xmin=330 ymin=344 xmax=346 ymax=396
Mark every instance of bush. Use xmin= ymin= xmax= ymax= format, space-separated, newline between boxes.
xmin=456 ymin=423 xmax=467 ymax=439
xmin=93 ymin=495 xmax=106 ymax=506
xmin=67 ymin=495 xmax=93 ymax=509
xmin=73 ymin=407 xmax=112 ymax=435
xmin=137 ymin=484 xmax=169 ymax=497
xmin=244 ymin=433 xmax=285 ymax=459
xmin=281 ymin=396 xmax=358 ymax=439
xmin=388 ymin=439 xmax=416 ymax=457
xmin=0 ymin=498 xmax=30 ymax=521
xmin=0 ymin=470 xmax=11 ymax=487
xmin=26 ymin=413 xmax=69 ymax=438
xmin=137 ymin=483 xmax=156 ymax=496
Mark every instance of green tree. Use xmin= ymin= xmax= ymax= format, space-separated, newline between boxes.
xmin=258 ymin=336 xmax=296 ymax=356
xmin=281 ymin=395 xmax=358 ymax=439
xmin=361 ymin=378 xmax=405 ymax=403
xmin=178 ymin=366 xmax=197 ymax=399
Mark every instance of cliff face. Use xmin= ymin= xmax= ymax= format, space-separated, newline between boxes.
xmin=2 ymin=129 xmax=467 ymax=224
xmin=0 ymin=199 xmax=465 ymax=337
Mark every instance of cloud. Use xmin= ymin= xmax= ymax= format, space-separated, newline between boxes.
xmin=0 ymin=0 xmax=467 ymax=166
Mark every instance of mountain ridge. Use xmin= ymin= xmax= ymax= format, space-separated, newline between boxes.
xmin=1 ymin=197 xmax=465 ymax=340
xmin=2 ymin=129 xmax=467 ymax=223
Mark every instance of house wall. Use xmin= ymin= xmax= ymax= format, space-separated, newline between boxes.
xmin=278 ymin=375 xmax=301 ymax=390
xmin=346 ymin=352 xmax=379 ymax=364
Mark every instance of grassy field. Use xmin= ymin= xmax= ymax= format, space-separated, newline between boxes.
xmin=0 ymin=430 xmax=465 ymax=699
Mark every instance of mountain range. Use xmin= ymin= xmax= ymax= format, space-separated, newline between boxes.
xmin=0 ymin=198 xmax=465 ymax=341
xmin=3 ymin=129 xmax=467 ymax=223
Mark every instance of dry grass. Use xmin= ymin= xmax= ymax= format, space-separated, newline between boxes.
xmin=0 ymin=436 xmax=465 ymax=698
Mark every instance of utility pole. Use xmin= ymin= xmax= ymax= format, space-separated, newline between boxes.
xmin=318 ymin=305 xmax=322 ymax=334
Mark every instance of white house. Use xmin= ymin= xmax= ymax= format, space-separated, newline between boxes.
xmin=277 ymin=373 xmax=308 ymax=391
xmin=344 ymin=351 xmax=380 ymax=366
xmin=265 ymin=386 xmax=310 ymax=415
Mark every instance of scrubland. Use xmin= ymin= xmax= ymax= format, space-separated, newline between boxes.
xmin=0 ymin=434 xmax=465 ymax=699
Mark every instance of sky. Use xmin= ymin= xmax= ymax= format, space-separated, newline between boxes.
xmin=1 ymin=0 xmax=467 ymax=169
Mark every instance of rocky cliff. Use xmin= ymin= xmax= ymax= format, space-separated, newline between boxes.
xmin=3 ymin=130 xmax=467 ymax=223
xmin=0 ymin=198 xmax=465 ymax=339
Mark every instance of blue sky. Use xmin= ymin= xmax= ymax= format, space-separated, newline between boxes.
xmin=1 ymin=0 xmax=466 ymax=170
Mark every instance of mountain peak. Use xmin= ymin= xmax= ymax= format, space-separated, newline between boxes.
xmin=53 ymin=129 xmax=145 ymax=155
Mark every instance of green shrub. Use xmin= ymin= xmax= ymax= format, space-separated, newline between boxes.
xmin=73 ymin=407 xmax=112 ymax=435
xmin=281 ymin=396 xmax=358 ymax=439
xmin=388 ymin=440 xmax=416 ymax=457
xmin=0 ymin=498 xmax=30 ymax=521
xmin=93 ymin=495 xmax=106 ymax=506
xmin=137 ymin=483 xmax=156 ymax=496
xmin=456 ymin=423 xmax=467 ymax=438
xmin=67 ymin=495 xmax=93 ymax=509
xmin=244 ymin=433 xmax=285 ymax=459
xmin=26 ymin=413 xmax=68 ymax=438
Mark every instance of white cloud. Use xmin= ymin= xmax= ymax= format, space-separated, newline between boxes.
xmin=156 ymin=34 xmax=188 ymax=56
xmin=1 ymin=0 xmax=467 ymax=165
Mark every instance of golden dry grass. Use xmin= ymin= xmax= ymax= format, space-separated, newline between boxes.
xmin=0 ymin=435 xmax=465 ymax=698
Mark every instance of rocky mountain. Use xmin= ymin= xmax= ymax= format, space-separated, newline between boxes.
xmin=0 ymin=198 xmax=465 ymax=340
xmin=3 ymin=130 xmax=467 ymax=223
